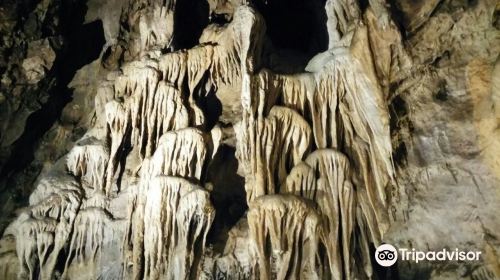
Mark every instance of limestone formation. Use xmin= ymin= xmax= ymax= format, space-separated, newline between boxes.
xmin=0 ymin=0 xmax=499 ymax=279
xmin=247 ymin=195 xmax=322 ymax=280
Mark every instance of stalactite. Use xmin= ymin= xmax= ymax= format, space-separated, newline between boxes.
xmin=113 ymin=65 xmax=193 ymax=158
xmin=236 ymin=106 xmax=312 ymax=202
xmin=280 ymin=149 xmax=355 ymax=279
xmin=143 ymin=128 xmax=207 ymax=180
xmin=16 ymin=217 xmax=58 ymax=279
xmin=65 ymin=208 xmax=111 ymax=267
xmin=105 ymin=100 xmax=129 ymax=195
xmin=172 ymin=185 xmax=215 ymax=279
xmin=0 ymin=1 xmax=428 ymax=279
xmin=123 ymin=126 xmax=213 ymax=279
xmin=325 ymin=0 xmax=360 ymax=46
xmin=277 ymin=50 xmax=394 ymax=240
xmin=66 ymin=139 xmax=110 ymax=192
xmin=247 ymin=194 xmax=323 ymax=280
xmin=7 ymin=172 xmax=82 ymax=280
xmin=120 ymin=0 xmax=177 ymax=59
xmin=127 ymin=176 xmax=214 ymax=280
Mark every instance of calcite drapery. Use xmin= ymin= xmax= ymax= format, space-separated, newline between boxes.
xmin=138 ymin=176 xmax=213 ymax=279
xmin=9 ymin=172 xmax=82 ymax=280
xmin=282 ymin=149 xmax=355 ymax=280
xmin=247 ymin=195 xmax=322 ymax=280
xmin=236 ymin=105 xmax=312 ymax=201
xmin=0 ymin=1 xmax=404 ymax=279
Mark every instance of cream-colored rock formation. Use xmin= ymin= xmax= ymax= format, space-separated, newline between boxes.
xmin=0 ymin=0 xmax=499 ymax=279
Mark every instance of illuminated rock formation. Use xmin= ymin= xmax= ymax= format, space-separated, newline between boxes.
xmin=0 ymin=0 xmax=498 ymax=279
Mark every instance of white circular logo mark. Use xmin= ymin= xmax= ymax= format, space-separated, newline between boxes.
xmin=375 ymin=244 xmax=398 ymax=267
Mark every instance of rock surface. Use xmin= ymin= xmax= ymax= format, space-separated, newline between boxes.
xmin=0 ymin=0 xmax=498 ymax=279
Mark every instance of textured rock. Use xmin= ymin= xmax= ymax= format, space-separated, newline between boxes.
xmin=22 ymin=39 xmax=56 ymax=84
xmin=0 ymin=0 xmax=499 ymax=279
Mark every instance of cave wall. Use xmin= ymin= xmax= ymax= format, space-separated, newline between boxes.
xmin=0 ymin=0 xmax=498 ymax=279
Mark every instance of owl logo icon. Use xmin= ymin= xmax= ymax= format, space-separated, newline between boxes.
xmin=375 ymin=244 xmax=398 ymax=267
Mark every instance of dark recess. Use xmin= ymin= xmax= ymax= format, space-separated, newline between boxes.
xmin=0 ymin=0 xmax=105 ymax=229
xmin=434 ymin=81 xmax=449 ymax=102
xmin=254 ymin=0 xmax=328 ymax=71
xmin=254 ymin=0 xmax=328 ymax=53
xmin=389 ymin=95 xmax=409 ymax=166
xmin=206 ymin=145 xmax=247 ymax=251
xmin=173 ymin=0 xmax=209 ymax=50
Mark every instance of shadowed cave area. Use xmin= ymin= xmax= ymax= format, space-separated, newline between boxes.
xmin=255 ymin=0 xmax=329 ymax=73
xmin=0 ymin=0 xmax=105 ymax=233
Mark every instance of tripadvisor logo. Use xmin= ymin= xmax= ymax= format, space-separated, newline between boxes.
xmin=375 ymin=244 xmax=482 ymax=267
xmin=375 ymin=244 xmax=398 ymax=267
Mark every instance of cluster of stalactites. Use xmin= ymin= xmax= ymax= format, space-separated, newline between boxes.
xmin=236 ymin=4 xmax=395 ymax=277
xmin=101 ymin=61 xmax=206 ymax=196
xmin=247 ymin=195 xmax=322 ymax=280
xmin=120 ymin=0 xmax=177 ymax=59
xmin=124 ymin=128 xmax=215 ymax=280
xmin=63 ymin=207 xmax=112 ymax=269
xmin=62 ymin=135 xmax=122 ymax=276
xmin=142 ymin=128 xmax=208 ymax=180
xmin=66 ymin=139 xmax=109 ymax=193
xmin=271 ymin=53 xmax=393 ymax=237
xmin=112 ymin=65 xmax=194 ymax=158
xmin=134 ymin=176 xmax=214 ymax=279
xmin=79 ymin=7 xmax=262 ymax=279
xmin=281 ymin=149 xmax=355 ymax=279
xmin=235 ymin=105 xmax=312 ymax=202
xmin=155 ymin=5 xmax=264 ymax=93
xmin=0 ymin=1 xmax=400 ymax=279
xmin=7 ymin=173 xmax=82 ymax=280
xmin=104 ymin=4 xmax=264 ymax=170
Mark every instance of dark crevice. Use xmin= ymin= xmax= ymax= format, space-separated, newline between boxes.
xmin=0 ymin=0 xmax=105 ymax=235
xmin=206 ymin=145 xmax=247 ymax=251
xmin=0 ymin=18 xmax=105 ymax=179
xmin=210 ymin=13 xmax=231 ymax=25
xmin=254 ymin=0 xmax=327 ymax=53
xmin=434 ymin=81 xmax=449 ymax=102
xmin=392 ymin=142 xmax=408 ymax=166
xmin=359 ymin=0 xmax=370 ymax=13
xmin=389 ymin=95 xmax=409 ymax=166
xmin=193 ymin=71 xmax=222 ymax=131
xmin=198 ymin=89 xmax=222 ymax=131
xmin=254 ymin=0 xmax=328 ymax=72
xmin=111 ymin=123 xmax=133 ymax=194
xmin=172 ymin=0 xmax=209 ymax=50
xmin=386 ymin=0 xmax=408 ymax=39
